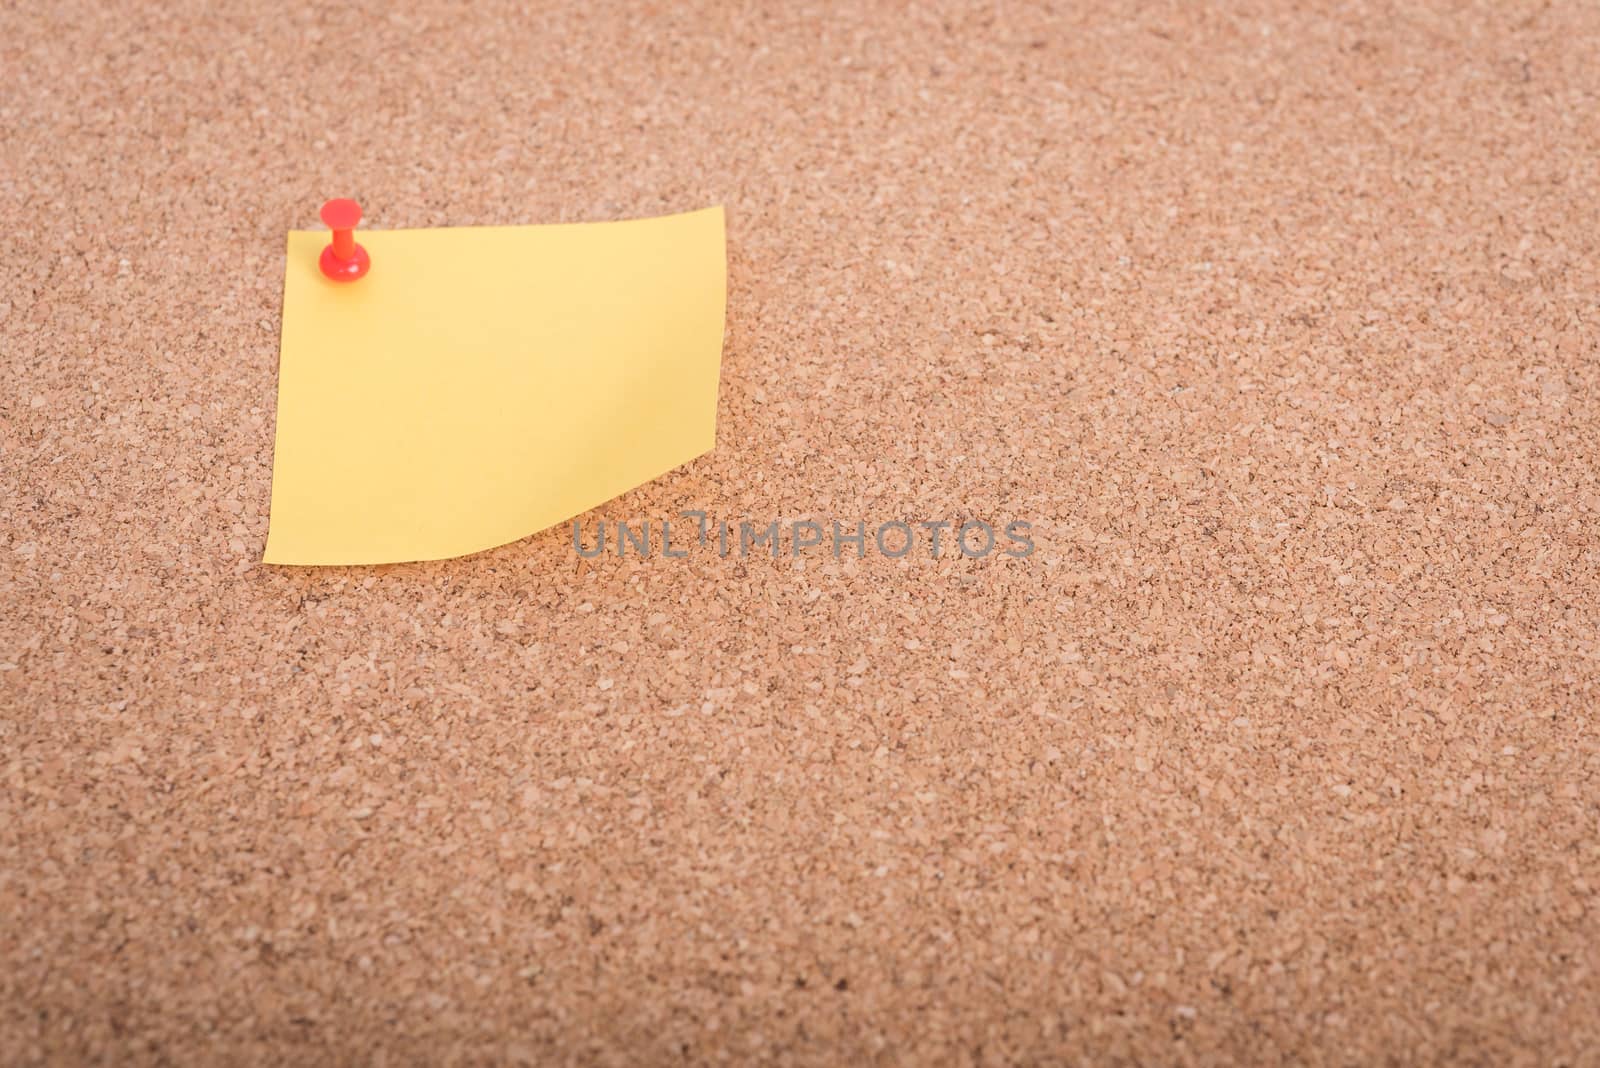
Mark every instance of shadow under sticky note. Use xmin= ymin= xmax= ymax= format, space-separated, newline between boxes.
xmin=263 ymin=206 xmax=726 ymax=565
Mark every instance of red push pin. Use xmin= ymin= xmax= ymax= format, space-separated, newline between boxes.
xmin=318 ymin=198 xmax=371 ymax=282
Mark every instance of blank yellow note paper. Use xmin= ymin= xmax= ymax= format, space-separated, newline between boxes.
xmin=264 ymin=206 xmax=726 ymax=565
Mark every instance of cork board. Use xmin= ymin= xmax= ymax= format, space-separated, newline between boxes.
xmin=2 ymin=1 xmax=1597 ymax=1064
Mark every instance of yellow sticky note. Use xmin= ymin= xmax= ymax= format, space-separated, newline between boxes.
xmin=263 ymin=206 xmax=726 ymax=565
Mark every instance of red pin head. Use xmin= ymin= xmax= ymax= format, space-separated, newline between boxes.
xmin=318 ymin=198 xmax=370 ymax=281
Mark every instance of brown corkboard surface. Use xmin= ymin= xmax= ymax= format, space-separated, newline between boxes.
xmin=3 ymin=1 xmax=1598 ymax=1063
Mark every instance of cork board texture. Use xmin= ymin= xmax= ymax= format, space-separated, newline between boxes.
xmin=2 ymin=1 xmax=1598 ymax=1064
